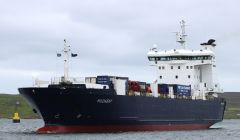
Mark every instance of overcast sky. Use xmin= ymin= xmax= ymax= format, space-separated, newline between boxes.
xmin=0 ymin=0 xmax=240 ymax=94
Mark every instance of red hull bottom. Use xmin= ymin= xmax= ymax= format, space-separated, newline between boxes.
xmin=37 ymin=124 xmax=212 ymax=133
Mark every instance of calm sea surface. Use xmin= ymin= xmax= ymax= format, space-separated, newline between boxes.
xmin=0 ymin=119 xmax=239 ymax=140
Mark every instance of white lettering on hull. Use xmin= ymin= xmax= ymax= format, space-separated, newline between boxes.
xmin=97 ymin=99 xmax=112 ymax=104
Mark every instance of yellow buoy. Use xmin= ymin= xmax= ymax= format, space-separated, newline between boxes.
xmin=12 ymin=112 xmax=20 ymax=123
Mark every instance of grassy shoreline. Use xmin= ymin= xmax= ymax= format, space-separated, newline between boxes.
xmin=0 ymin=93 xmax=240 ymax=119
xmin=0 ymin=94 xmax=39 ymax=119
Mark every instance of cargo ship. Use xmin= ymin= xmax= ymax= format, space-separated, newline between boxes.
xmin=19 ymin=20 xmax=226 ymax=133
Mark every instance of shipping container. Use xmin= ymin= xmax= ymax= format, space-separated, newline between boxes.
xmin=96 ymin=76 xmax=111 ymax=85
xmin=115 ymin=76 xmax=129 ymax=81
xmin=138 ymin=81 xmax=146 ymax=90
xmin=96 ymin=76 xmax=129 ymax=85
xmin=158 ymin=84 xmax=169 ymax=94
xmin=150 ymin=83 xmax=158 ymax=97
xmin=146 ymin=84 xmax=152 ymax=93
xmin=128 ymin=81 xmax=141 ymax=92
xmin=113 ymin=79 xmax=127 ymax=95
xmin=173 ymin=84 xmax=191 ymax=96
xmin=85 ymin=77 xmax=97 ymax=84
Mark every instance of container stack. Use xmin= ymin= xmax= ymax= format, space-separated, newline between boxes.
xmin=128 ymin=81 xmax=141 ymax=96
xmin=86 ymin=75 xmax=191 ymax=99
xmin=145 ymin=84 xmax=152 ymax=96
xmin=172 ymin=84 xmax=191 ymax=98
xmin=96 ymin=76 xmax=111 ymax=85
xmin=85 ymin=77 xmax=97 ymax=84
xmin=158 ymin=84 xmax=169 ymax=98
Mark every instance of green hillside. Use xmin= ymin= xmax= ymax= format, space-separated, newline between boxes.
xmin=0 ymin=94 xmax=39 ymax=119
xmin=218 ymin=92 xmax=240 ymax=119
xmin=0 ymin=92 xmax=239 ymax=119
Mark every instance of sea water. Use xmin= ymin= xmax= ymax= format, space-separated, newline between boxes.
xmin=0 ymin=119 xmax=239 ymax=140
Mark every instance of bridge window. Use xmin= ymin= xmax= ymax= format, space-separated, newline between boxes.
xmin=188 ymin=75 xmax=191 ymax=79
xmin=148 ymin=55 xmax=212 ymax=61
xmin=178 ymin=66 xmax=181 ymax=69
xmin=186 ymin=66 xmax=189 ymax=69
xmin=149 ymin=57 xmax=155 ymax=61
xmin=175 ymin=75 xmax=178 ymax=79
xmin=160 ymin=76 xmax=162 ymax=79
xmin=160 ymin=57 xmax=167 ymax=61
xmin=171 ymin=66 xmax=173 ymax=69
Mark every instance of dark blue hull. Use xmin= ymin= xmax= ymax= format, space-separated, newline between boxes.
xmin=18 ymin=87 xmax=226 ymax=133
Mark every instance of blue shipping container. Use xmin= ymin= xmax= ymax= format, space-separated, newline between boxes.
xmin=158 ymin=84 xmax=169 ymax=94
xmin=173 ymin=84 xmax=191 ymax=96
xmin=96 ymin=76 xmax=111 ymax=85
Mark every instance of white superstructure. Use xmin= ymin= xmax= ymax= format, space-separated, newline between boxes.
xmin=147 ymin=20 xmax=222 ymax=100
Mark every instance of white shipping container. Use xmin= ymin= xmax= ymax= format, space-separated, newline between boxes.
xmin=169 ymin=86 xmax=175 ymax=98
xmin=113 ymin=79 xmax=127 ymax=95
xmin=150 ymin=83 xmax=158 ymax=97
xmin=85 ymin=83 xmax=109 ymax=89
xmin=85 ymin=77 xmax=96 ymax=84
xmin=85 ymin=78 xmax=90 ymax=83
xmin=91 ymin=77 xmax=96 ymax=84
xmin=139 ymin=85 xmax=146 ymax=89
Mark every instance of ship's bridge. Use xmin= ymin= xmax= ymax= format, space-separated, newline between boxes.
xmin=147 ymin=49 xmax=215 ymax=65
xmin=148 ymin=49 xmax=214 ymax=60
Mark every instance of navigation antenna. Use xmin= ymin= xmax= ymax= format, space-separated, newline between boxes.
xmin=176 ymin=20 xmax=187 ymax=49
xmin=57 ymin=39 xmax=78 ymax=83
